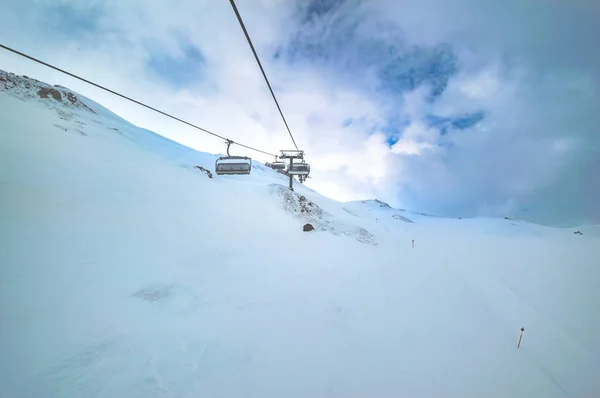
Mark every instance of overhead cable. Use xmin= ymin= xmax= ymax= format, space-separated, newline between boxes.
xmin=0 ymin=43 xmax=277 ymax=157
xmin=228 ymin=0 xmax=300 ymax=151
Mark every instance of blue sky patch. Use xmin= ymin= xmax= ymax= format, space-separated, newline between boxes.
xmin=386 ymin=136 xmax=400 ymax=146
xmin=300 ymin=0 xmax=347 ymax=23
xmin=146 ymin=36 xmax=206 ymax=89
xmin=377 ymin=45 xmax=457 ymax=98
xmin=380 ymin=118 xmax=409 ymax=147
xmin=342 ymin=118 xmax=353 ymax=127
xmin=426 ymin=111 xmax=485 ymax=135
xmin=42 ymin=2 xmax=106 ymax=40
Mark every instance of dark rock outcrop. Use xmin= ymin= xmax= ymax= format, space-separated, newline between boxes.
xmin=38 ymin=87 xmax=62 ymax=101
xmin=194 ymin=166 xmax=213 ymax=179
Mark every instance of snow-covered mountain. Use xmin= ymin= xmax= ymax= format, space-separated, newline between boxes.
xmin=1 ymin=69 xmax=599 ymax=398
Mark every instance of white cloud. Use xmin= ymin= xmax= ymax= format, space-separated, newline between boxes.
xmin=458 ymin=69 xmax=501 ymax=100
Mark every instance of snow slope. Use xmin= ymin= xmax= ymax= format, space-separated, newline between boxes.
xmin=1 ymin=69 xmax=599 ymax=398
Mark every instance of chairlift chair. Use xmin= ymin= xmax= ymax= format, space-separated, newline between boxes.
xmin=271 ymin=161 xmax=286 ymax=170
xmin=287 ymin=161 xmax=310 ymax=176
xmin=265 ymin=155 xmax=286 ymax=170
xmin=215 ymin=140 xmax=251 ymax=175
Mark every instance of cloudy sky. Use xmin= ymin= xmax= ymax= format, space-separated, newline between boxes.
xmin=1 ymin=0 xmax=598 ymax=226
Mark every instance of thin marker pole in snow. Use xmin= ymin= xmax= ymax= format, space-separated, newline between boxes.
xmin=517 ymin=327 xmax=525 ymax=348
xmin=412 ymin=240 xmax=414 ymax=248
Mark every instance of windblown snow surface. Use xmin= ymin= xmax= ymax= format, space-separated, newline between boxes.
xmin=1 ymin=69 xmax=599 ymax=398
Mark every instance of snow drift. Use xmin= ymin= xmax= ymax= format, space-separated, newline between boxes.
xmin=1 ymin=69 xmax=599 ymax=398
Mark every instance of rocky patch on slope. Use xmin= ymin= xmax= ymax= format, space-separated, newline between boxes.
xmin=269 ymin=184 xmax=377 ymax=246
xmin=0 ymin=69 xmax=95 ymax=114
xmin=194 ymin=166 xmax=213 ymax=179
xmin=393 ymin=214 xmax=414 ymax=223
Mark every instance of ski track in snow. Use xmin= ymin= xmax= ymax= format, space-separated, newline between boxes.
xmin=1 ymin=69 xmax=599 ymax=398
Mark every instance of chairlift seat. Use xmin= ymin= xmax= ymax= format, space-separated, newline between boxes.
xmin=215 ymin=156 xmax=252 ymax=175
xmin=271 ymin=161 xmax=286 ymax=170
xmin=288 ymin=163 xmax=310 ymax=176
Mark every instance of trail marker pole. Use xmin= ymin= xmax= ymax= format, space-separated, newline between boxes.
xmin=517 ymin=327 xmax=525 ymax=348
xmin=412 ymin=239 xmax=414 ymax=248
